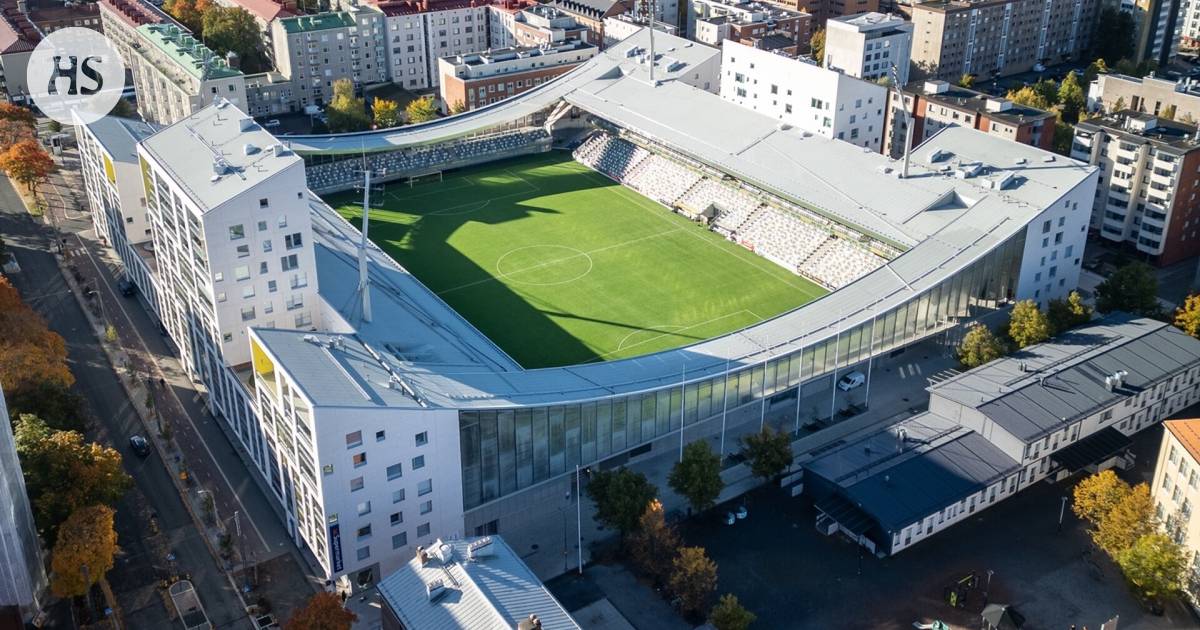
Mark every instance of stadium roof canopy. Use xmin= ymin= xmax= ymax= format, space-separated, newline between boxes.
xmin=250 ymin=29 xmax=1098 ymax=411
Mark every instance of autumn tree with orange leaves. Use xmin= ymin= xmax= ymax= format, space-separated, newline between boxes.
xmin=0 ymin=140 xmax=55 ymax=195
xmin=284 ymin=591 xmax=357 ymax=630
xmin=0 ymin=276 xmax=73 ymax=396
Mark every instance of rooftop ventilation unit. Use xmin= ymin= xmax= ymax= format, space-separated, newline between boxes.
xmin=927 ymin=148 xmax=951 ymax=164
xmin=426 ymin=578 xmax=448 ymax=602
xmin=243 ymin=143 xmax=259 ymax=156
xmin=953 ymin=162 xmax=982 ymax=179
xmin=237 ymin=116 xmax=255 ymax=132
xmin=467 ymin=536 xmax=495 ymax=560
xmin=431 ymin=539 xmax=454 ymax=564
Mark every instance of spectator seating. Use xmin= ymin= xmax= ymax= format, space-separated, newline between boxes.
xmin=624 ymin=155 xmax=702 ymax=205
xmin=678 ymin=179 xmax=762 ymax=229
xmin=799 ymin=238 xmax=888 ymax=288
xmin=738 ymin=209 xmax=831 ymax=270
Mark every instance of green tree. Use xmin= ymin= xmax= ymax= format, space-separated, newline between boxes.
xmin=668 ymin=440 xmax=724 ymax=513
xmin=449 ymin=100 xmax=468 ymax=115
xmin=1033 ymin=78 xmax=1060 ymax=107
xmin=1047 ymin=290 xmax=1094 ymax=334
xmin=957 ymin=73 xmax=975 ymax=88
xmin=740 ymin=426 xmax=793 ymax=482
xmin=586 ymin=468 xmax=657 ymax=536
xmin=1006 ymin=85 xmax=1053 ymax=111
xmin=1058 ymin=71 xmax=1085 ymax=123
xmin=1117 ymin=533 xmax=1186 ymax=601
xmin=372 ymin=98 xmax=401 ymax=128
xmin=6 ymin=381 xmax=84 ymax=432
xmin=405 ymin=96 xmax=439 ymax=124
xmin=810 ymin=28 xmax=825 ymax=65
xmin=202 ymin=6 xmax=267 ymax=72
xmin=14 ymin=415 xmax=131 ymax=542
xmin=1094 ymin=483 xmax=1155 ymax=557
xmin=1052 ymin=120 xmax=1075 ymax=156
xmin=326 ymin=79 xmax=370 ymax=133
xmin=1007 ymin=299 xmax=1051 ymax=348
xmin=709 ymin=593 xmax=756 ymax=630
xmin=669 ymin=546 xmax=718 ymax=618
xmin=109 ymin=98 xmax=137 ymax=119
xmin=1072 ymin=469 xmax=1130 ymax=525
xmin=957 ymin=323 xmax=1005 ymax=368
xmin=1095 ymin=262 xmax=1160 ymax=317
xmin=50 ymin=505 xmax=117 ymax=598
xmin=1091 ymin=7 xmax=1135 ymax=68
xmin=627 ymin=499 xmax=679 ymax=584
xmin=1084 ymin=58 xmax=1110 ymax=84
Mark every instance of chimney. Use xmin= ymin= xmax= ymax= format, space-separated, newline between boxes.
xmin=417 ymin=545 xmax=429 ymax=565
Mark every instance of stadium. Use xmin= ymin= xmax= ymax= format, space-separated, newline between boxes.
xmin=235 ymin=28 xmax=1098 ymax=583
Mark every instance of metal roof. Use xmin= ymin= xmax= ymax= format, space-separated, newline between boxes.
xmin=79 ymin=115 xmax=160 ymax=165
xmin=931 ymin=314 xmax=1200 ymax=442
xmin=376 ymin=536 xmax=580 ymax=630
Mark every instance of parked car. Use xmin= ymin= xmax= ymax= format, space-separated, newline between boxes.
xmin=129 ymin=435 xmax=151 ymax=457
xmin=117 ymin=278 xmax=136 ymax=297
xmin=264 ymin=119 xmax=281 ymax=128
xmin=837 ymin=371 xmax=866 ymax=391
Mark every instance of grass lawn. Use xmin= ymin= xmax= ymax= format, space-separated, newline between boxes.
xmin=327 ymin=151 xmax=826 ymax=368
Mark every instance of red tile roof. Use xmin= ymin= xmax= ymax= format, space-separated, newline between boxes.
xmin=100 ymin=0 xmax=165 ymax=28
xmin=224 ymin=0 xmax=295 ymax=22
xmin=0 ymin=4 xmax=40 ymax=55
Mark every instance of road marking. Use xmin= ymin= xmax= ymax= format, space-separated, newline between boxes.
xmin=74 ymin=236 xmax=273 ymax=553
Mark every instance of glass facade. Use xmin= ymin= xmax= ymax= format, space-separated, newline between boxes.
xmin=459 ymin=232 xmax=1026 ymax=510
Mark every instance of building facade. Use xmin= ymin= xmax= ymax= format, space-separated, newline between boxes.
xmin=1088 ymin=72 xmax=1200 ymax=122
xmin=0 ymin=387 xmax=47 ymax=627
xmin=768 ymin=0 xmax=879 ymax=26
xmin=824 ymin=11 xmax=912 ymax=85
xmin=1071 ymin=112 xmax=1200 ymax=266
xmin=438 ymin=40 xmax=597 ymax=113
xmin=1153 ymin=418 xmax=1200 ymax=610
xmin=885 ymin=79 xmax=1055 ymax=158
xmin=1130 ymin=0 xmax=1183 ymax=68
xmin=910 ymin=0 xmax=1098 ymax=82
xmin=378 ymin=0 xmax=494 ymax=92
xmin=720 ymin=40 xmax=887 ymax=151
xmin=690 ymin=0 xmax=812 ymax=55
xmin=543 ymin=0 xmax=634 ymax=47
xmin=0 ymin=6 xmax=38 ymax=105
xmin=127 ymin=23 xmax=248 ymax=125
xmin=272 ymin=9 xmax=389 ymax=107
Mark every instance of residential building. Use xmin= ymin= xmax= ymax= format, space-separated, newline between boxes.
xmin=1088 ymin=72 xmax=1200 ymax=122
xmin=438 ymin=40 xmax=597 ymax=112
xmin=1071 ymin=112 xmax=1200 ymax=266
xmin=23 ymin=0 xmax=102 ymax=33
xmin=377 ymin=536 xmax=580 ymax=629
xmin=0 ymin=387 xmax=47 ymax=627
xmin=810 ymin=314 xmax=1200 ymax=556
xmin=486 ymin=0 xmax=539 ymax=49
xmin=0 ymin=5 xmax=38 ymax=104
xmin=885 ymin=79 xmax=1055 ymax=158
xmin=271 ymin=9 xmax=389 ymax=107
xmin=508 ymin=4 xmax=589 ymax=47
xmin=543 ymin=0 xmax=634 ymax=47
xmin=126 ymin=23 xmax=248 ymax=125
xmin=1153 ymin=418 xmax=1200 ymax=609
xmin=1183 ymin=0 xmax=1200 ymax=49
xmin=910 ymin=0 xmax=1098 ymax=82
xmin=690 ymin=0 xmax=812 ymax=55
xmin=765 ymin=0 xmax=878 ymax=27
xmin=375 ymin=0 xmax=492 ymax=91
xmin=1130 ymin=0 xmax=1183 ymax=68
xmin=98 ymin=0 xmax=168 ymax=66
xmin=720 ymin=40 xmax=887 ymax=151
xmin=824 ymin=11 xmax=911 ymax=85
xmin=602 ymin=12 xmax=679 ymax=47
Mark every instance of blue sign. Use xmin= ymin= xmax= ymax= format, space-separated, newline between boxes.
xmin=329 ymin=524 xmax=343 ymax=573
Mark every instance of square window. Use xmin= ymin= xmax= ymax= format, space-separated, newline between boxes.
xmin=392 ymin=532 xmax=407 ymax=549
xmin=412 ymin=455 xmax=425 ymax=470
xmin=346 ymin=431 xmax=362 ymax=448
xmin=418 ymin=479 xmax=432 ymax=496
xmin=417 ymin=523 xmax=430 ymax=538
xmin=387 ymin=463 xmax=402 ymax=480
xmin=415 ymin=431 xmax=428 ymax=447
xmin=390 ymin=512 xmax=403 ymax=525
xmin=356 ymin=546 xmax=370 ymax=561
xmin=229 ymin=224 xmax=245 ymax=240
xmin=260 ymin=262 xmax=269 ymax=275
xmin=263 ymin=240 xmax=273 ymax=253
xmin=236 ymin=244 xmax=249 ymax=258
xmin=357 ymin=501 xmax=371 ymax=516
xmin=353 ymin=452 xmax=367 ymax=467
xmin=420 ymin=500 xmax=432 ymax=514
xmin=356 ymin=524 xmax=371 ymax=539
xmin=214 ymin=272 xmax=224 ymax=282
xmin=242 ymin=286 xmax=255 ymax=299
xmin=235 ymin=266 xmax=250 ymax=281
xmin=268 ymin=280 xmax=277 ymax=293
xmin=376 ymin=430 xmax=386 ymax=442
xmin=391 ymin=489 xmax=405 ymax=503
xmin=351 ymin=476 xmax=364 ymax=492
xmin=259 ymin=198 xmax=269 ymax=209
xmin=257 ymin=220 xmax=268 ymax=231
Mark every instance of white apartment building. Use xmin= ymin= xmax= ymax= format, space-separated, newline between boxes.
xmin=720 ymin=40 xmax=887 ymax=152
xmin=824 ymin=11 xmax=912 ymax=85
xmin=1152 ymin=418 xmax=1200 ymax=609
xmin=127 ymin=23 xmax=248 ymax=125
xmin=272 ymin=9 xmax=390 ymax=107
xmin=0 ymin=388 xmax=47 ymax=626
xmin=381 ymin=2 xmax=492 ymax=91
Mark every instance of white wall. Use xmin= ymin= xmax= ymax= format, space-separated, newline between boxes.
xmin=1014 ymin=168 xmax=1097 ymax=307
xmin=825 ymin=16 xmax=912 ymax=85
xmin=719 ymin=41 xmax=887 ymax=152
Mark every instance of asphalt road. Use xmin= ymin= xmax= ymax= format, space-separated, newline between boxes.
xmin=0 ymin=176 xmax=251 ymax=628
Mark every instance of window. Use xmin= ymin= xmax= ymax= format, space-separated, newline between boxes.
xmin=357 ymin=501 xmax=371 ymax=516
xmin=268 ymin=280 xmax=277 ymax=293
xmin=241 ymin=306 xmax=256 ymax=321
xmin=236 ymin=244 xmax=249 ymax=258
xmin=392 ymin=532 xmax=407 ymax=549
xmin=229 ymin=224 xmax=245 ymax=240
xmin=391 ymin=489 xmax=405 ymax=503
xmin=390 ymin=512 xmax=403 ymax=526
xmin=263 ymin=240 xmax=273 ymax=253
xmin=286 ymin=233 xmax=304 ymax=250
xmin=356 ymin=524 xmax=371 ymax=539
xmin=353 ymin=452 xmax=367 ymax=467
xmin=415 ymin=431 xmax=428 ymax=446
xmin=356 ymin=546 xmax=370 ymax=561
xmin=259 ymin=198 xmax=269 ymax=209
xmin=217 ymin=292 xmax=227 ymax=303
xmin=418 ymin=479 xmax=432 ymax=496
xmin=351 ymin=477 xmax=364 ymax=492
xmin=257 ymin=220 xmax=268 ymax=231
xmin=412 ymin=455 xmax=425 ymax=470
xmin=295 ymin=312 xmax=312 ymax=328
xmin=346 ymin=431 xmax=363 ymax=448
xmin=417 ymin=523 xmax=430 ymax=538
xmin=278 ymin=216 xmax=287 ymax=228
xmin=375 ymin=430 xmax=385 ymax=442
xmin=214 ymin=272 xmax=224 ymax=282
xmin=234 ymin=265 xmax=250 ymax=281
xmin=281 ymin=254 xmax=299 ymax=271
xmin=387 ymin=463 xmax=402 ymax=480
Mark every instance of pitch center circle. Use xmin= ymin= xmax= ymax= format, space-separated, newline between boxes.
xmin=496 ymin=245 xmax=593 ymax=286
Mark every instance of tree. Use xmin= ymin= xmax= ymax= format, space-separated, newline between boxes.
xmin=14 ymin=415 xmax=131 ymax=541
xmin=1175 ymin=293 xmax=1200 ymax=339
xmin=1048 ymin=290 xmax=1093 ymax=334
xmin=326 ymin=79 xmax=369 ymax=133
xmin=669 ymin=546 xmax=718 ymax=618
xmin=372 ymin=98 xmax=401 ymax=128
xmin=405 ymin=96 xmax=439 ymax=124
xmin=1033 ymin=78 xmax=1060 ymax=107
xmin=740 ymin=426 xmax=793 ymax=482
xmin=202 ymin=6 xmax=267 ymax=72
xmin=1118 ymin=533 xmax=1186 ymax=601
xmin=957 ymin=73 xmax=975 ymax=88
xmin=1006 ymin=85 xmax=1053 ymax=111
xmin=1084 ymin=58 xmax=1110 ymax=84
xmin=0 ymin=140 xmax=55 ymax=195
xmin=1094 ymin=483 xmax=1155 ymax=557
xmin=449 ymin=100 xmax=468 ymax=115
xmin=586 ymin=468 xmax=657 ymax=536
xmin=1072 ymin=469 xmax=1131 ymax=525
xmin=1091 ymin=7 xmax=1135 ymax=68
xmin=0 ymin=119 xmax=35 ymax=146
xmin=810 ymin=28 xmax=825 ymax=65
xmin=1053 ymin=120 xmax=1075 ymax=156
xmin=6 ymin=380 xmax=84 ymax=432
xmin=1095 ymin=262 xmax=1160 ymax=317
xmin=0 ymin=102 xmax=35 ymax=128
xmin=627 ymin=499 xmax=679 ymax=584
xmin=284 ymin=591 xmax=358 ymax=630
xmin=1058 ymin=71 xmax=1085 ymax=123
xmin=1160 ymin=104 xmax=1177 ymax=121
xmin=50 ymin=505 xmax=117 ymax=598
xmin=0 ymin=276 xmax=74 ymax=395
xmin=164 ymin=0 xmax=211 ymax=33
xmin=668 ymin=440 xmax=724 ymax=513
xmin=109 ymin=99 xmax=137 ymax=119
xmin=957 ymin=323 xmax=1005 ymax=368
xmin=1007 ymin=299 xmax=1051 ymax=349
xmin=709 ymin=593 xmax=756 ymax=630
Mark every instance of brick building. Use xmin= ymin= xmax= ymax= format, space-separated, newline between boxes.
xmin=438 ymin=39 xmax=596 ymax=112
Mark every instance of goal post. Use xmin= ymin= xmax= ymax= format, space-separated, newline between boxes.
xmin=407 ymin=170 xmax=444 ymax=188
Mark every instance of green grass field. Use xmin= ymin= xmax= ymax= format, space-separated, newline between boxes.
xmin=328 ymin=152 xmax=826 ymax=368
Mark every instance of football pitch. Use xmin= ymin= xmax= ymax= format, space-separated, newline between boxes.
xmin=327 ymin=151 xmax=827 ymax=368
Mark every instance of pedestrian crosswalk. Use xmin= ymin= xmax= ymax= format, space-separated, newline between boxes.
xmin=897 ymin=362 xmax=923 ymax=379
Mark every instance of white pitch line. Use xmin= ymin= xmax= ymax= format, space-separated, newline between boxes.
xmin=597 ymin=309 xmax=758 ymax=359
